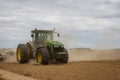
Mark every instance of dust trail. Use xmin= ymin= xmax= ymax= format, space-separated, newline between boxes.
xmin=1 ymin=48 xmax=120 ymax=63
xmin=54 ymin=29 xmax=120 ymax=62
xmin=90 ymin=27 xmax=120 ymax=61
xmin=69 ymin=48 xmax=120 ymax=62
xmin=0 ymin=48 xmax=17 ymax=62
xmin=55 ymin=32 xmax=78 ymax=49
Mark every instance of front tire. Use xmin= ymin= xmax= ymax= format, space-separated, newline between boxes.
xmin=16 ymin=44 xmax=29 ymax=63
xmin=36 ymin=48 xmax=49 ymax=65
xmin=61 ymin=48 xmax=69 ymax=63
xmin=56 ymin=48 xmax=69 ymax=63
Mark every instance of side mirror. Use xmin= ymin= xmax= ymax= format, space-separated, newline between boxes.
xmin=31 ymin=34 xmax=34 ymax=37
xmin=57 ymin=33 xmax=60 ymax=37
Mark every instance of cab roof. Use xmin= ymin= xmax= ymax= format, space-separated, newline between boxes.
xmin=31 ymin=28 xmax=54 ymax=33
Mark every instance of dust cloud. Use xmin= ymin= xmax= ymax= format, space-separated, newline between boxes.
xmin=57 ymin=27 xmax=120 ymax=62
xmin=69 ymin=48 xmax=120 ymax=62
xmin=0 ymin=48 xmax=120 ymax=63
xmin=0 ymin=48 xmax=16 ymax=62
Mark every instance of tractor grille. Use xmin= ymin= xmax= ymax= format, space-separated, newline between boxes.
xmin=53 ymin=46 xmax=64 ymax=52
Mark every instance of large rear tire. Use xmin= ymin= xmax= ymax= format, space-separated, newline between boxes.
xmin=16 ymin=44 xmax=29 ymax=63
xmin=26 ymin=43 xmax=33 ymax=59
xmin=36 ymin=48 xmax=49 ymax=65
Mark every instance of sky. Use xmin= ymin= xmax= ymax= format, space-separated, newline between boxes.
xmin=0 ymin=0 xmax=120 ymax=49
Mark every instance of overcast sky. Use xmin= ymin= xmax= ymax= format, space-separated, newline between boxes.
xmin=0 ymin=0 xmax=120 ymax=49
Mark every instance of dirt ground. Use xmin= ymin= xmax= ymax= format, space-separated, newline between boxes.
xmin=0 ymin=68 xmax=37 ymax=80
xmin=0 ymin=61 xmax=120 ymax=80
xmin=0 ymin=48 xmax=120 ymax=80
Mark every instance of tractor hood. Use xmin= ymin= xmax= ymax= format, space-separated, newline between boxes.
xmin=51 ymin=41 xmax=64 ymax=47
xmin=45 ymin=40 xmax=64 ymax=47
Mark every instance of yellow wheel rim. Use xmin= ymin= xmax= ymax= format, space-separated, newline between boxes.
xmin=38 ymin=52 xmax=42 ymax=62
xmin=17 ymin=48 xmax=21 ymax=61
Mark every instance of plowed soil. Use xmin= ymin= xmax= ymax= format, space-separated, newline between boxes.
xmin=0 ymin=61 xmax=120 ymax=80
xmin=0 ymin=48 xmax=120 ymax=80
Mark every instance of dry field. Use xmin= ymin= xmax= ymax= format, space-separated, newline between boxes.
xmin=0 ymin=61 xmax=120 ymax=80
xmin=0 ymin=48 xmax=120 ymax=80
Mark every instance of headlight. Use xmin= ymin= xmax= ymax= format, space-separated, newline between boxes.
xmin=54 ymin=45 xmax=64 ymax=48
xmin=54 ymin=46 xmax=59 ymax=48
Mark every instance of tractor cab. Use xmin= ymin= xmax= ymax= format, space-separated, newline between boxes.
xmin=31 ymin=28 xmax=54 ymax=48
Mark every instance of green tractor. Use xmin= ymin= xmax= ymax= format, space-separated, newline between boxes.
xmin=16 ymin=28 xmax=68 ymax=65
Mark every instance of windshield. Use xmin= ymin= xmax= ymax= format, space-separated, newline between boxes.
xmin=38 ymin=32 xmax=53 ymax=41
xmin=32 ymin=32 xmax=53 ymax=43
